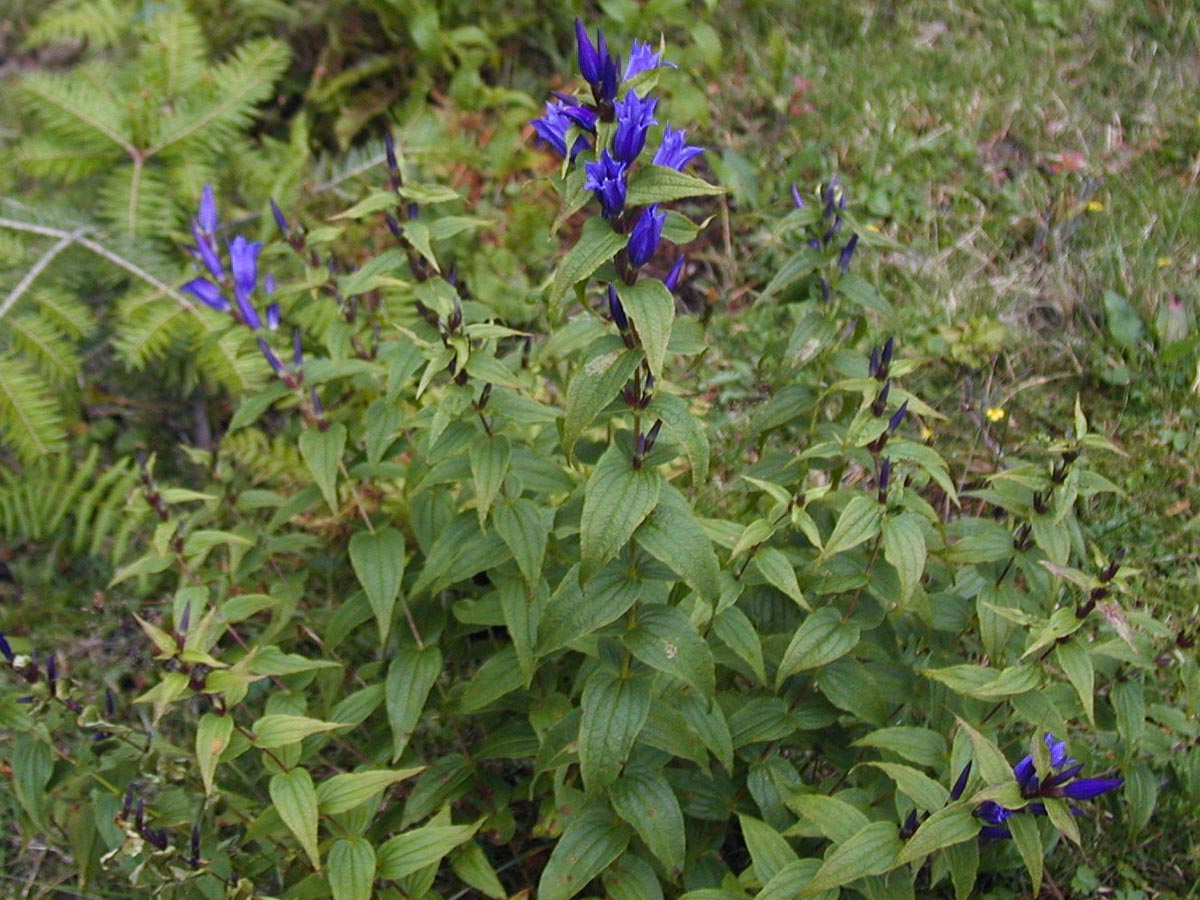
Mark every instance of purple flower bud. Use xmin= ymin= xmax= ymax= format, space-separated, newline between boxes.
xmin=644 ymin=418 xmax=663 ymax=451
xmin=310 ymin=387 xmax=324 ymax=418
xmin=575 ymin=20 xmax=605 ymax=85
xmin=384 ymin=132 xmax=398 ymax=173
xmin=888 ymin=401 xmax=908 ymax=434
xmin=791 ymin=184 xmax=805 ymax=209
xmin=292 ymin=327 xmax=304 ymax=368
xmin=664 ymin=256 xmax=685 ymax=293
xmin=868 ymin=346 xmax=880 ymax=378
xmin=178 ymin=602 xmax=191 ymax=635
xmin=838 ymin=233 xmax=859 ymax=274
xmin=881 ymin=336 xmax=895 ymax=367
xmin=257 ymin=338 xmax=284 ymax=376
xmin=623 ymin=39 xmax=670 ymax=81
xmin=613 ymin=91 xmax=658 ymax=163
xmin=653 ymin=126 xmax=704 ymax=171
xmin=122 ymin=784 xmax=134 ymax=819
xmin=197 ymin=184 xmax=218 ymax=235
xmin=807 ymin=237 xmax=822 ymax=250
xmin=607 ymin=283 xmax=629 ymax=332
xmin=584 ymin=150 xmax=628 ymax=220
xmin=407 ymin=202 xmax=420 ymax=220
xmin=385 ymin=214 xmax=404 ymax=240
xmin=265 ymin=302 xmax=280 ymax=331
xmin=135 ymin=798 xmax=145 ymax=831
xmin=228 ymin=236 xmax=262 ymax=329
xmin=45 ymin=652 xmax=57 ymax=690
xmin=950 ymin=761 xmax=972 ymax=801
xmin=264 ymin=274 xmax=276 ymax=295
xmin=0 ymin=632 xmax=13 ymax=664
xmin=822 ymin=175 xmax=840 ymax=217
xmin=105 ymin=688 xmax=116 ymax=718
xmin=269 ymin=199 xmax=289 ymax=234
xmin=878 ymin=458 xmax=891 ymax=493
xmin=182 ymin=278 xmax=230 ymax=313
xmin=626 ymin=204 xmax=666 ymax=269
xmin=190 ymin=823 xmax=202 ymax=868
xmin=1059 ymin=776 xmax=1124 ymax=800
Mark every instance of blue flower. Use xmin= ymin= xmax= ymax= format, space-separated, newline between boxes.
xmin=197 ymin=184 xmax=218 ymax=234
xmin=575 ymin=20 xmax=619 ymax=104
xmin=228 ymin=236 xmax=262 ymax=329
xmin=607 ymin=283 xmax=629 ymax=332
xmin=0 ymin=631 xmax=13 ymax=664
xmin=623 ymin=40 xmax=670 ymax=81
xmin=257 ymin=337 xmax=284 ymax=376
xmin=838 ymin=233 xmax=859 ymax=274
xmin=613 ymin=91 xmax=658 ymax=162
xmin=626 ymin=204 xmax=666 ymax=268
xmin=664 ymin=256 xmax=685 ymax=292
xmin=584 ymin=150 xmax=628 ymax=220
xmin=653 ymin=126 xmax=704 ymax=171
xmin=531 ymin=100 xmax=595 ymax=160
xmin=182 ymin=278 xmax=231 ymax=313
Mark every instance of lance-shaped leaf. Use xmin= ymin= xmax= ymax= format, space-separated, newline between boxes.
xmin=386 ymin=644 xmax=442 ymax=762
xmin=776 ymin=608 xmax=860 ymax=686
xmin=563 ymin=343 xmax=643 ymax=459
xmin=617 ymin=279 xmax=674 ymax=379
xmin=624 ymin=604 xmax=715 ymax=695
xmin=270 ymin=768 xmax=321 ymax=870
xmin=376 ymin=821 xmax=480 ymax=879
xmin=253 ymin=714 xmax=348 ymax=749
xmin=317 ymin=767 xmax=425 ymax=815
xmin=299 ymin=423 xmax=346 ymax=513
xmin=349 ymin=527 xmax=406 ymax=645
xmin=580 ymin=444 xmax=662 ymax=582
xmin=196 ymin=712 xmax=233 ymax=795
xmin=611 ymin=767 xmax=686 ymax=873
xmin=800 ymin=821 xmax=901 ymax=897
xmin=328 ymin=837 xmax=376 ymax=900
xmin=549 ymin=217 xmax=626 ymax=314
xmin=538 ymin=804 xmax=632 ymax=900
xmin=579 ymin=668 xmax=651 ymax=793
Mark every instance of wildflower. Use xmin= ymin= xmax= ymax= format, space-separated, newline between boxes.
xmin=531 ymin=99 xmax=595 ymax=160
xmin=181 ymin=278 xmax=231 ymax=314
xmin=269 ymin=198 xmax=289 ymax=234
xmin=653 ymin=126 xmax=704 ymax=171
xmin=838 ymin=233 xmax=859 ymax=274
xmin=791 ymin=184 xmax=805 ymax=209
xmin=607 ymin=283 xmax=629 ymax=332
xmin=985 ymin=406 xmax=1005 ymax=423
xmin=191 ymin=185 xmax=224 ymax=280
xmin=0 ymin=631 xmax=13 ymax=664
xmin=613 ymin=91 xmax=658 ymax=163
xmin=950 ymin=761 xmax=972 ymax=801
xmin=623 ymin=39 xmax=669 ymax=81
xmin=1086 ymin=200 xmax=1104 ymax=213
xmin=257 ymin=338 xmax=284 ymax=376
xmin=664 ymin=256 xmax=686 ymax=292
xmin=575 ymin=20 xmax=619 ymax=106
xmin=626 ymin=204 xmax=666 ymax=269
xmin=888 ymin=401 xmax=908 ymax=434
xmin=228 ymin=236 xmax=263 ymax=329
xmin=584 ymin=150 xmax=628 ymax=220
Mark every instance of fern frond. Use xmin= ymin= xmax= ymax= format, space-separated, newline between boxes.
xmin=15 ymin=135 xmax=121 ymax=181
xmin=16 ymin=66 xmax=136 ymax=156
xmin=113 ymin=289 xmax=200 ymax=366
xmin=221 ymin=429 xmax=308 ymax=489
xmin=26 ymin=287 xmax=93 ymax=341
xmin=2 ymin=313 xmax=78 ymax=382
xmin=134 ymin=8 xmax=210 ymax=100
xmin=194 ymin=328 xmax=265 ymax=394
xmin=99 ymin=163 xmax=176 ymax=237
xmin=0 ymin=351 xmax=67 ymax=461
xmin=23 ymin=0 xmax=133 ymax=50
xmin=148 ymin=38 xmax=290 ymax=157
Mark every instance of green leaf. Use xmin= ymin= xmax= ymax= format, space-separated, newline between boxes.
xmin=1008 ymin=813 xmax=1043 ymax=895
xmin=254 ymin=715 xmax=347 ymax=749
xmin=451 ymin=842 xmax=507 ymax=899
xmin=820 ymin=494 xmax=882 ymax=560
xmin=835 ymin=273 xmax=893 ymax=316
xmin=298 ymin=423 xmax=346 ymax=513
xmin=617 ymin=279 xmax=674 ymax=379
xmin=713 ymin=606 xmax=767 ymax=684
xmin=922 ymin=664 xmax=1042 ymax=699
xmin=196 ymin=712 xmax=233 ymax=796
xmin=376 ymin=822 xmax=480 ymax=879
xmin=944 ymin=838 xmax=979 ymax=900
xmin=470 ymin=434 xmax=510 ymax=526
xmin=386 ymin=644 xmax=442 ymax=762
xmin=563 ymin=344 xmax=643 ymax=459
xmin=460 ymin=645 xmax=525 ymax=711
xmin=776 ymin=608 xmax=860 ymax=685
xmin=755 ymin=247 xmax=822 ymax=306
xmin=956 ymin=719 xmax=1016 ymax=787
xmin=328 ymin=837 xmax=375 ymax=900
xmin=579 ymin=669 xmax=652 ymax=793
xmin=538 ymin=804 xmax=632 ymax=900
xmin=758 ymin=860 xmax=835 ymax=900
xmin=896 ymin=805 xmax=981 ymax=865
xmin=882 ymin=512 xmax=926 ymax=605
xmin=635 ymin=484 xmax=721 ymax=602
xmin=538 ymin=565 xmax=642 ymax=654
xmin=12 ymin=734 xmax=51 ymax=830
xmin=801 ymin=821 xmax=901 ymax=897
xmin=738 ymin=814 xmax=798 ymax=885
xmin=1042 ymin=796 xmax=1081 ymax=846
xmin=580 ymin=444 xmax=663 ymax=581
xmin=349 ymin=526 xmax=406 ymax=645
xmin=625 ymin=164 xmax=725 ymax=206
xmin=494 ymin=498 xmax=554 ymax=587
xmin=646 ymin=392 xmax=709 ymax=483
xmin=786 ymin=794 xmax=869 ymax=843
xmin=1102 ymin=290 xmax=1145 ymax=348
xmin=497 ymin=577 xmax=540 ymax=683
xmin=611 ymin=768 xmax=685 ymax=873
xmin=317 ymin=768 xmax=424 ymax=815
xmin=866 ymin=762 xmax=949 ymax=812
xmin=549 ymin=217 xmax=627 ymax=314
xmin=270 ymin=768 xmax=321 ymax=870
xmin=603 ymin=853 xmax=664 ymax=900
xmin=753 ymin=547 xmax=809 ymax=610
xmin=852 ymin=727 xmax=947 ymax=769
xmin=624 ymin=604 xmax=715 ymax=694
xmin=1055 ymin=640 xmax=1095 ymax=725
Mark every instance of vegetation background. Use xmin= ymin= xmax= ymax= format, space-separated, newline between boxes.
xmin=0 ymin=1 xmax=1196 ymax=899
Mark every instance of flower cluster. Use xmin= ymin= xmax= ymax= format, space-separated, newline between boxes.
xmin=975 ymin=733 xmax=1124 ymax=839
xmin=531 ymin=21 xmax=702 ymax=321
xmin=792 ymin=176 xmax=860 ymax=299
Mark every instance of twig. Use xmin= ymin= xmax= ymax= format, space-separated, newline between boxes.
xmin=0 ymin=227 xmax=84 ymax=322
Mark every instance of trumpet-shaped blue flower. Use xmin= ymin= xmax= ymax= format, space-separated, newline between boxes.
xmin=623 ymin=40 xmax=669 ymax=81
xmin=626 ymin=204 xmax=666 ymax=268
xmin=575 ymin=20 xmax=619 ymax=104
xmin=182 ymin=278 xmax=231 ymax=313
xmin=664 ymin=255 xmax=685 ymax=292
xmin=613 ymin=91 xmax=658 ymax=162
xmin=228 ymin=236 xmax=262 ymax=329
xmin=653 ymin=126 xmax=703 ymax=171
xmin=531 ymin=100 xmax=596 ymax=160
xmin=584 ymin=150 xmax=628 ymax=220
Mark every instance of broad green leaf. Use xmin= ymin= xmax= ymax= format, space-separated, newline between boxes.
xmin=470 ymin=434 xmax=510 ymax=526
xmin=944 ymin=837 xmax=979 ymax=900
xmin=1055 ymin=640 xmax=1095 ymax=725
xmin=610 ymin=769 xmax=685 ymax=873
xmin=538 ymin=805 xmax=632 ymax=900
xmin=922 ymin=664 xmax=1042 ymax=699
xmin=635 ymin=485 xmax=720 ymax=603
xmin=460 ymin=645 xmax=525 ymax=711
xmin=956 ymin=720 xmax=1015 ymax=787
xmin=776 ymin=608 xmax=860 ymax=685
xmin=1102 ymin=290 xmax=1145 ymax=348
xmin=754 ymin=547 xmax=809 ymax=610
xmin=866 ymin=762 xmax=949 ymax=812
xmin=882 ymin=512 xmax=926 ymax=605
xmin=624 ymin=604 xmax=715 ymax=695
xmin=646 ymin=392 xmax=709 ymax=484
xmin=562 ymin=344 xmax=643 ymax=458
xmin=625 ymin=164 xmax=725 ymax=205
xmin=12 ymin=734 xmax=51 ymax=830
xmin=738 ymin=814 xmax=798 ymax=885
xmin=386 ymin=644 xmax=442 ymax=762
xmin=1008 ymin=813 xmax=1043 ymax=895
xmin=852 ymin=727 xmax=947 ymax=769
xmin=349 ymin=527 xmax=406 ymax=645
xmin=328 ymin=837 xmax=375 ymax=900
xmin=538 ymin=564 xmax=642 ymax=654
xmin=549 ymin=217 xmax=627 ymax=314
xmin=579 ymin=669 xmax=651 ymax=794
xmin=494 ymin=498 xmax=554 ymax=586
xmin=801 ymin=821 xmax=901 ymax=897
xmin=254 ymin=714 xmax=347 ymax=749
xmin=603 ymin=853 xmax=664 ymax=900
xmin=713 ymin=606 xmax=766 ymax=684
xmin=896 ymin=805 xmax=980 ymax=865
xmin=835 ymin=273 xmax=893 ymax=316
xmin=196 ymin=712 xmax=233 ymax=795
xmin=451 ymin=842 xmax=507 ymax=898
xmin=785 ymin=795 xmax=869 ymax=843
xmin=756 ymin=246 xmax=822 ymax=306
xmin=270 ymin=768 xmax=321 ymax=870
xmin=1043 ymin=796 xmax=1081 ymax=846
xmin=298 ymin=423 xmax=346 ymax=513
xmin=497 ymin=577 xmax=540 ymax=683
xmin=758 ymin=860 xmax=836 ymax=900
xmin=617 ymin=279 xmax=674 ymax=379
xmin=820 ymin=494 xmax=882 ymax=560
xmin=317 ymin=768 xmax=425 ymax=815
xmin=728 ymin=697 xmax=798 ymax=747
xmin=580 ymin=444 xmax=662 ymax=582
xmin=376 ymin=822 xmax=480 ymax=879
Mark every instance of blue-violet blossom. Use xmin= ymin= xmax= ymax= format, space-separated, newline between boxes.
xmin=584 ymin=150 xmax=628 ymax=220
xmin=531 ymin=99 xmax=596 ymax=160
xmin=575 ymin=20 xmax=619 ymax=105
xmin=653 ymin=126 xmax=704 ymax=171
xmin=613 ymin=91 xmax=658 ymax=162
xmin=228 ymin=236 xmax=263 ymax=329
xmin=626 ymin=204 xmax=666 ymax=269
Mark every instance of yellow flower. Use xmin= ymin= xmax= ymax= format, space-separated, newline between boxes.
xmin=1157 ymin=256 xmax=1172 ymax=268
xmin=985 ymin=407 xmax=1005 ymax=423
xmin=1086 ymin=200 xmax=1104 ymax=212
xmin=865 ymin=223 xmax=880 ymax=233
xmin=919 ymin=425 xmax=933 ymax=441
